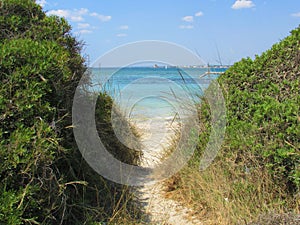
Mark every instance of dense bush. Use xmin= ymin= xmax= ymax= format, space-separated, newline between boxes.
xmin=217 ymin=26 xmax=300 ymax=191
xmin=0 ymin=1 xmax=141 ymax=224
xmin=165 ymin=26 xmax=299 ymax=224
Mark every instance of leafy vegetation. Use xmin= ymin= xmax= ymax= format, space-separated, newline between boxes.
xmin=0 ymin=0 xmax=141 ymax=224
xmin=218 ymin=26 xmax=299 ymax=190
xmin=166 ymin=26 xmax=300 ymax=224
xmin=1 ymin=1 xmax=299 ymax=224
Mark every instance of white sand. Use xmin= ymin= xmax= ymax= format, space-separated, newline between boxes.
xmin=131 ymin=116 xmax=202 ymax=225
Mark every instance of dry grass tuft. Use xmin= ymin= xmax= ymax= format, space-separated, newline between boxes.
xmin=164 ymin=151 xmax=299 ymax=224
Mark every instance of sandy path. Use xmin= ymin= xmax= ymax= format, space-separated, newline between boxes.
xmin=131 ymin=117 xmax=202 ymax=225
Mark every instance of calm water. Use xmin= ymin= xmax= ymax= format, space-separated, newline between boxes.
xmin=90 ymin=67 xmax=226 ymax=119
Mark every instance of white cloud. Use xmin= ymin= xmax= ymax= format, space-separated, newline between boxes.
xmin=47 ymin=8 xmax=111 ymax=23
xmin=70 ymin=16 xmax=84 ymax=22
xmin=78 ymin=23 xmax=90 ymax=29
xmin=182 ymin=16 xmax=194 ymax=22
xmin=76 ymin=23 xmax=97 ymax=34
xmin=47 ymin=9 xmax=87 ymax=22
xmin=70 ymin=8 xmax=89 ymax=22
xmin=36 ymin=0 xmax=47 ymax=7
xmin=232 ymin=0 xmax=255 ymax=10
xmin=179 ymin=25 xmax=194 ymax=29
xmin=90 ymin=12 xmax=112 ymax=22
xmin=195 ymin=11 xmax=204 ymax=17
xmin=77 ymin=29 xmax=93 ymax=34
xmin=77 ymin=8 xmax=89 ymax=15
xmin=116 ymin=33 xmax=127 ymax=37
xmin=119 ymin=25 xmax=129 ymax=30
xmin=291 ymin=12 xmax=300 ymax=17
xmin=47 ymin=9 xmax=69 ymax=18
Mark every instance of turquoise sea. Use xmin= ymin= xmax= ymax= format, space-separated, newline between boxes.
xmin=90 ymin=67 xmax=227 ymax=120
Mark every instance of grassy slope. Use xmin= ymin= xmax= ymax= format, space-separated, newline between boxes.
xmin=165 ymin=26 xmax=300 ymax=224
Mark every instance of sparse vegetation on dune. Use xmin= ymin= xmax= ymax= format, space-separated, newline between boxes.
xmin=165 ymin=26 xmax=300 ymax=224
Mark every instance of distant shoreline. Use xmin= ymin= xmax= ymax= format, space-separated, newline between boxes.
xmin=89 ymin=65 xmax=231 ymax=69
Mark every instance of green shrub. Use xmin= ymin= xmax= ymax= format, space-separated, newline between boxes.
xmin=217 ymin=26 xmax=300 ymax=191
xmin=0 ymin=0 xmax=141 ymax=224
xmin=166 ymin=26 xmax=299 ymax=224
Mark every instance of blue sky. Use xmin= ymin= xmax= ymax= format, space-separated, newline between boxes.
xmin=38 ymin=0 xmax=300 ymax=66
